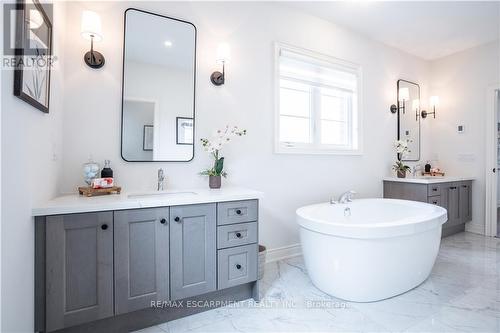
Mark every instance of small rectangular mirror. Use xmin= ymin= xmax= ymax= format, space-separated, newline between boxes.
xmin=397 ymin=79 xmax=420 ymax=161
xmin=121 ymin=9 xmax=196 ymax=162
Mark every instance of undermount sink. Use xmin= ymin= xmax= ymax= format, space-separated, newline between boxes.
xmin=128 ymin=191 xmax=198 ymax=199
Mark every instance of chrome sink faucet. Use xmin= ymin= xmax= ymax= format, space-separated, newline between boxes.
xmin=330 ymin=190 xmax=357 ymax=204
xmin=412 ymin=164 xmax=422 ymax=177
xmin=157 ymin=168 xmax=165 ymax=191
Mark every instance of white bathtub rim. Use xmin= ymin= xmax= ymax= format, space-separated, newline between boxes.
xmin=296 ymin=198 xmax=447 ymax=239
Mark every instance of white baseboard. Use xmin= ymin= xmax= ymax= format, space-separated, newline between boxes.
xmin=265 ymin=243 xmax=302 ymax=263
xmin=465 ymin=221 xmax=485 ymax=235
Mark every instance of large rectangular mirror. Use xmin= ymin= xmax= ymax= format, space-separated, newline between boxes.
xmin=121 ymin=9 xmax=196 ymax=162
xmin=397 ymin=79 xmax=420 ymax=161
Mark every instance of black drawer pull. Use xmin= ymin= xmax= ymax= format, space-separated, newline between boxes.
xmin=432 ymin=188 xmax=438 ymax=191
xmin=235 ymin=264 xmax=242 ymax=270
xmin=101 ymin=224 xmax=108 ymax=230
xmin=236 ymin=209 xmax=242 ymax=215
xmin=174 ymin=216 xmax=181 ymax=222
xmin=160 ymin=218 xmax=167 ymax=224
xmin=235 ymin=232 xmax=242 ymax=238
xmin=462 ymin=185 xmax=468 ymax=188
xmin=449 ymin=186 xmax=457 ymax=190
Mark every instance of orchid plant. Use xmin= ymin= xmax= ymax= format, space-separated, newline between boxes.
xmin=200 ymin=125 xmax=247 ymax=178
xmin=392 ymin=140 xmax=411 ymax=176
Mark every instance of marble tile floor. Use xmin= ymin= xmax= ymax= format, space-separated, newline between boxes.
xmin=134 ymin=232 xmax=500 ymax=333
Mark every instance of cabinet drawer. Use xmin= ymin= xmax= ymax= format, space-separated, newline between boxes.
xmin=218 ymin=244 xmax=258 ymax=290
xmin=217 ymin=222 xmax=257 ymax=249
xmin=217 ymin=200 xmax=258 ymax=225
xmin=427 ymin=196 xmax=442 ymax=206
xmin=428 ymin=184 xmax=441 ymax=196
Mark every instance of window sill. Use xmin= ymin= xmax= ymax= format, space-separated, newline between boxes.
xmin=274 ymin=146 xmax=363 ymax=156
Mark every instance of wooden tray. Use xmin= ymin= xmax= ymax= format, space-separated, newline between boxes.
xmin=422 ymin=171 xmax=445 ymax=177
xmin=78 ymin=186 xmax=122 ymax=197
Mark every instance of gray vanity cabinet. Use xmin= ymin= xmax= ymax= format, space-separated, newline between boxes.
xmin=169 ymin=203 xmax=217 ymax=300
xmin=36 ymin=199 xmax=259 ymax=332
xmin=114 ymin=208 xmax=170 ymax=315
xmin=383 ymin=180 xmax=473 ymax=237
xmin=45 ymin=212 xmax=114 ymax=332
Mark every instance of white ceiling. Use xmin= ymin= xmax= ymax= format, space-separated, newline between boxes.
xmin=286 ymin=1 xmax=500 ymax=60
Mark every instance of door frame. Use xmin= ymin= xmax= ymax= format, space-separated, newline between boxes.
xmin=485 ymin=85 xmax=500 ymax=237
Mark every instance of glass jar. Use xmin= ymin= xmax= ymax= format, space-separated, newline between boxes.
xmin=82 ymin=158 xmax=100 ymax=185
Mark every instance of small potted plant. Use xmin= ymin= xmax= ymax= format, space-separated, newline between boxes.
xmin=200 ymin=125 xmax=247 ymax=189
xmin=393 ymin=140 xmax=411 ymax=178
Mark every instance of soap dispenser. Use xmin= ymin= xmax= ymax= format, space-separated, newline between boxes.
xmin=101 ymin=160 xmax=113 ymax=178
xmin=424 ymin=161 xmax=432 ymax=173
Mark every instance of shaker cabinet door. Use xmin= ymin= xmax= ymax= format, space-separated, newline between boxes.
xmin=446 ymin=185 xmax=461 ymax=226
xmin=114 ymin=207 xmax=170 ymax=315
xmin=459 ymin=182 xmax=472 ymax=223
xmin=45 ymin=212 xmax=114 ymax=332
xmin=170 ymin=203 xmax=217 ymax=300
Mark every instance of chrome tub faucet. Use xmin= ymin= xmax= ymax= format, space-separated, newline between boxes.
xmin=330 ymin=190 xmax=357 ymax=204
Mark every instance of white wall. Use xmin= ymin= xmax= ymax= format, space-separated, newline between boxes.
xmin=430 ymin=41 xmax=500 ymax=234
xmin=60 ymin=1 xmax=430 ymax=251
xmin=1 ymin=2 xmax=66 ymax=331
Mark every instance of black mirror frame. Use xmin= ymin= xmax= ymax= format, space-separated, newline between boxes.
xmin=120 ymin=8 xmax=197 ymax=162
xmin=396 ymin=79 xmax=421 ymax=162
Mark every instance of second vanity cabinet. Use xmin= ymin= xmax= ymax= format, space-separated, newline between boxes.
xmin=384 ymin=179 xmax=472 ymax=237
xmin=37 ymin=198 xmax=259 ymax=332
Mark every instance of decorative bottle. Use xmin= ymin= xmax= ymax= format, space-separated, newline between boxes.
xmin=101 ymin=160 xmax=113 ymax=178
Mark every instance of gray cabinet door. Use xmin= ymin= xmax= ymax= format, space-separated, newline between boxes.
xmin=459 ymin=182 xmax=472 ymax=223
xmin=114 ymin=208 xmax=170 ymax=315
xmin=170 ymin=203 xmax=216 ymax=300
xmin=46 ymin=212 xmax=113 ymax=332
xmin=446 ymin=185 xmax=461 ymax=226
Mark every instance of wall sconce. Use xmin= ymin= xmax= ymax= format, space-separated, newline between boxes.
xmin=412 ymin=99 xmax=420 ymax=121
xmin=421 ymin=96 xmax=439 ymax=119
xmin=81 ymin=10 xmax=105 ymax=69
xmin=210 ymin=43 xmax=230 ymax=86
xmin=390 ymin=87 xmax=410 ymax=114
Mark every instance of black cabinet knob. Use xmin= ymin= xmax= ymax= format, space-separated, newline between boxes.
xmin=160 ymin=218 xmax=167 ymax=224
xmin=101 ymin=224 xmax=108 ymax=230
xmin=236 ymin=264 xmax=242 ymax=270
xmin=174 ymin=217 xmax=181 ymax=222
xmin=235 ymin=232 xmax=242 ymax=238
xmin=236 ymin=209 xmax=242 ymax=215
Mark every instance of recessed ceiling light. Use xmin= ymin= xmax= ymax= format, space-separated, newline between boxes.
xmin=164 ymin=40 xmax=173 ymax=47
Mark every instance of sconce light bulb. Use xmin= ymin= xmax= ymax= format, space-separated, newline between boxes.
xmin=216 ymin=42 xmax=231 ymax=63
xmin=430 ymin=96 xmax=440 ymax=108
xmin=398 ymin=87 xmax=409 ymax=102
xmin=81 ymin=10 xmax=102 ymax=42
xmin=164 ymin=40 xmax=173 ymax=47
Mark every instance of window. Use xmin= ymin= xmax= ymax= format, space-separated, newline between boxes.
xmin=275 ymin=43 xmax=362 ymax=154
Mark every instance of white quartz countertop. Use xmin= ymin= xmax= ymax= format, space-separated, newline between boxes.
xmin=383 ymin=176 xmax=475 ymax=184
xmin=32 ymin=187 xmax=263 ymax=217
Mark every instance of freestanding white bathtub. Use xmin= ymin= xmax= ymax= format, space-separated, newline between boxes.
xmin=296 ymin=198 xmax=447 ymax=302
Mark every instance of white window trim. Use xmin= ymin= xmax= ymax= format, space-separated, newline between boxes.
xmin=274 ymin=42 xmax=364 ymax=155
